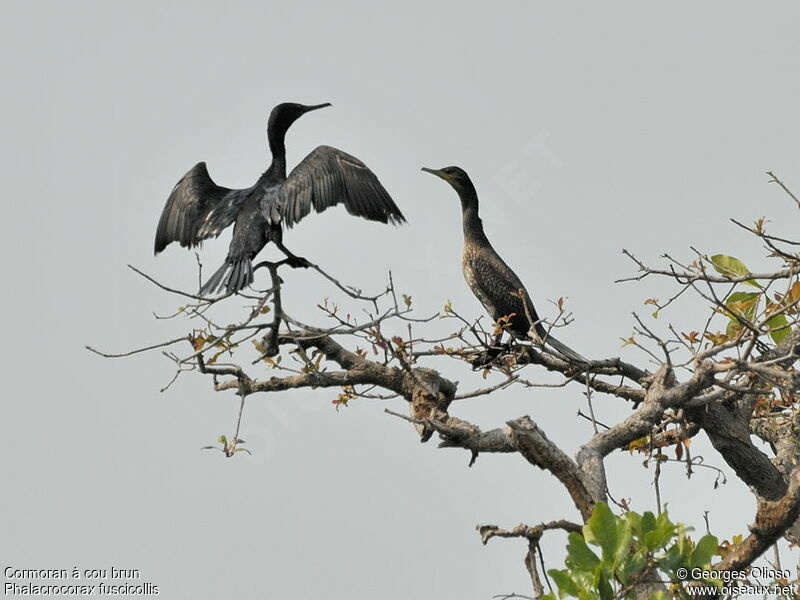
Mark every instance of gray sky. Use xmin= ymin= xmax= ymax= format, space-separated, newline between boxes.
xmin=3 ymin=1 xmax=800 ymax=597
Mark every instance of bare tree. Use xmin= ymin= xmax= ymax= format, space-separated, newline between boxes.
xmin=89 ymin=173 xmax=800 ymax=599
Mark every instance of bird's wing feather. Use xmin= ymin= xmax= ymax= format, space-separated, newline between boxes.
xmin=154 ymin=162 xmax=247 ymax=253
xmin=279 ymin=145 xmax=406 ymax=228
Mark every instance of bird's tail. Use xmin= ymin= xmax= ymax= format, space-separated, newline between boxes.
xmin=199 ymin=259 xmax=254 ymax=296
xmin=542 ymin=333 xmax=589 ymax=364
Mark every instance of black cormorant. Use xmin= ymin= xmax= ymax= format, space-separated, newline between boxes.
xmin=422 ymin=166 xmax=587 ymax=364
xmin=154 ymin=102 xmax=406 ymax=295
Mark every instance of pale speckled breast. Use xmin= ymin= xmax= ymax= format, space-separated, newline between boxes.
xmin=461 ymin=239 xmax=538 ymax=337
xmin=462 ymin=245 xmax=498 ymax=318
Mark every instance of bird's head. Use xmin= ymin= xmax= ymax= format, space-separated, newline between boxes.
xmin=421 ymin=165 xmax=478 ymax=208
xmin=268 ymin=102 xmax=331 ymax=147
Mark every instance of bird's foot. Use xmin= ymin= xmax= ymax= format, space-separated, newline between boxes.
xmin=286 ymin=255 xmax=312 ymax=269
xmin=469 ymin=343 xmax=512 ymax=370
xmin=470 ymin=353 xmax=494 ymax=370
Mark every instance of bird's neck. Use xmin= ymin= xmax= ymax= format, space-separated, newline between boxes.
xmin=461 ymin=204 xmax=489 ymax=245
xmin=267 ymin=127 xmax=288 ymax=179
xmin=456 ymin=183 xmax=487 ymax=242
xmin=267 ymin=152 xmax=287 ymax=180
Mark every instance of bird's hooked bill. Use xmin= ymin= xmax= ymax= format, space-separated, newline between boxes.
xmin=304 ymin=102 xmax=332 ymax=112
xmin=421 ymin=166 xmax=448 ymax=180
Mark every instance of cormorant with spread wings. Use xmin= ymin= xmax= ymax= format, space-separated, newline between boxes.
xmin=154 ymin=102 xmax=406 ymax=295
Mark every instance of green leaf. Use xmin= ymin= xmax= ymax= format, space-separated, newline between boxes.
xmin=597 ymin=570 xmax=614 ymax=600
xmin=617 ymin=550 xmax=646 ymax=585
xmin=566 ymin=532 xmax=601 ymax=571
xmin=586 ymin=502 xmax=619 ymax=562
xmin=549 ymin=570 xmax=580 ymax=597
xmin=725 ymin=291 xmax=760 ymax=321
xmin=766 ymin=312 xmax=791 ymax=344
xmin=710 ymin=254 xmax=761 ymax=288
xmin=643 ymin=512 xmax=677 ymax=552
xmin=612 ymin=519 xmax=633 ymax=569
xmin=726 ymin=291 xmax=760 ymax=303
xmin=640 ymin=511 xmax=657 ymax=535
xmin=691 ymin=534 xmax=719 ymax=568
xmin=656 ymin=545 xmax=684 ymax=575
xmin=625 ymin=511 xmax=641 ymax=534
xmin=725 ymin=319 xmax=743 ymax=338
xmin=218 ymin=435 xmax=228 ymax=446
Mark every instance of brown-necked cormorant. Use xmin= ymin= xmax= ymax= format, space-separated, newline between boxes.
xmin=154 ymin=102 xmax=406 ymax=295
xmin=422 ymin=166 xmax=587 ymax=364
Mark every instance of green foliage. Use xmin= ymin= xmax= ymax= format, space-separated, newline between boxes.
xmin=725 ymin=291 xmax=760 ymax=321
xmin=544 ymin=503 xmax=718 ymax=600
xmin=709 ymin=254 xmax=760 ymax=288
xmin=705 ymin=254 xmax=793 ymax=345
xmin=765 ymin=312 xmax=791 ymax=344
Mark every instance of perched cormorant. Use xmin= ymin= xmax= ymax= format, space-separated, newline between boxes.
xmin=422 ymin=166 xmax=587 ymax=364
xmin=154 ymin=102 xmax=406 ymax=295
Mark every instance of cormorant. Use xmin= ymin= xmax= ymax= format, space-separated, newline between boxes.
xmin=422 ymin=166 xmax=587 ymax=364
xmin=154 ymin=102 xmax=406 ymax=295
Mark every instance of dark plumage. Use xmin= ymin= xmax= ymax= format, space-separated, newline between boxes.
xmin=422 ymin=166 xmax=587 ymax=364
xmin=155 ymin=102 xmax=406 ymax=295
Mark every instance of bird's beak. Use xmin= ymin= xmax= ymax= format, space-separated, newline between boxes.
xmin=304 ymin=102 xmax=332 ymax=113
xmin=421 ymin=167 xmax=449 ymax=181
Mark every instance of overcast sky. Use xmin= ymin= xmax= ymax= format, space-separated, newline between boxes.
xmin=3 ymin=1 xmax=800 ymax=598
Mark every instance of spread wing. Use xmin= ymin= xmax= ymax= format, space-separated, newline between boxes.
xmin=279 ymin=145 xmax=406 ymax=228
xmin=154 ymin=162 xmax=247 ymax=254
